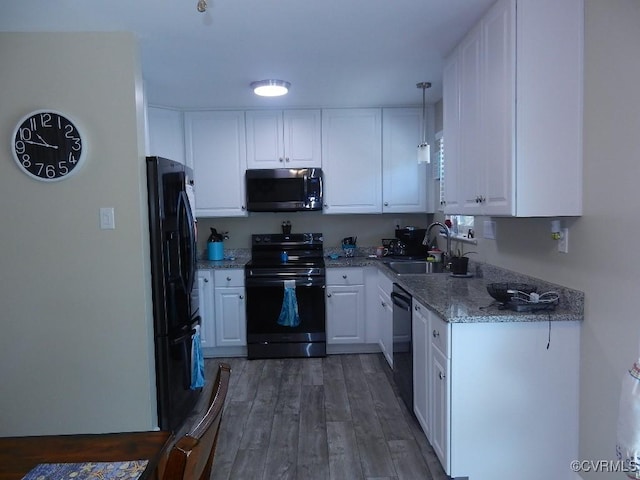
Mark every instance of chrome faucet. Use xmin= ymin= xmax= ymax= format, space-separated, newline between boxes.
xmin=423 ymin=222 xmax=452 ymax=265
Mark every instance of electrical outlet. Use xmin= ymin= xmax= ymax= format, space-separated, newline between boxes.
xmin=558 ymin=228 xmax=569 ymax=253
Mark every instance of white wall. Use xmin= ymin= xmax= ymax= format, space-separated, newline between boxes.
xmin=452 ymin=1 xmax=640 ymax=477
xmin=0 ymin=32 xmax=157 ymax=435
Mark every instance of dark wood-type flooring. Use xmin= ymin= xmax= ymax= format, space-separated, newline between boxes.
xmin=185 ymin=354 xmax=449 ymax=480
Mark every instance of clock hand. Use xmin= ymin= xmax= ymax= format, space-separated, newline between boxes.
xmin=23 ymin=139 xmax=58 ymax=149
xmin=36 ymin=133 xmax=58 ymax=149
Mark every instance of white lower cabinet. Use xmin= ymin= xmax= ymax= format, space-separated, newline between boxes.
xmin=213 ymin=269 xmax=246 ymax=347
xmin=196 ymin=269 xmax=215 ymax=348
xmin=326 ymin=268 xmax=365 ymax=344
xmin=197 ymin=268 xmax=247 ymax=356
xmin=429 ymin=326 xmax=450 ymax=472
xmin=411 ymin=300 xmax=432 ymax=446
xmin=412 ymin=299 xmax=580 ymax=480
xmin=378 ymin=272 xmax=394 ymax=367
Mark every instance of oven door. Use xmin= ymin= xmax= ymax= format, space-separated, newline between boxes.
xmin=245 ymin=275 xmax=326 ymax=345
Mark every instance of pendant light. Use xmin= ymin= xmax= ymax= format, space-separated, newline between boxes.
xmin=417 ymin=82 xmax=432 ymax=164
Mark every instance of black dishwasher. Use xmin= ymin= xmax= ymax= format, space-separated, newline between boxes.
xmin=391 ymin=283 xmax=413 ymax=413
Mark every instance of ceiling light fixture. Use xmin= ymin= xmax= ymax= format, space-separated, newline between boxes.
xmin=417 ymin=81 xmax=432 ymax=164
xmin=251 ymin=79 xmax=291 ymax=97
xmin=196 ymin=0 xmax=207 ymax=12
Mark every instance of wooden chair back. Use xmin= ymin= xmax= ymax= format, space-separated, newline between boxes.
xmin=161 ymin=362 xmax=231 ymax=480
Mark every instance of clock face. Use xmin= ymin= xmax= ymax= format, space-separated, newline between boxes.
xmin=11 ymin=110 xmax=86 ymax=182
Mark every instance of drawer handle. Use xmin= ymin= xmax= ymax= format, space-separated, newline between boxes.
xmin=342 ymin=275 xmax=347 ymax=279
xmin=327 ymin=293 xmax=332 ymax=298
xmin=439 ymin=371 xmax=446 ymax=380
xmin=226 ymin=276 xmax=231 ymax=281
xmin=432 ymin=330 xmax=439 ymax=338
xmin=204 ymin=278 xmax=209 ymax=283
xmin=239 ymin=295 xmax=244 ymax=300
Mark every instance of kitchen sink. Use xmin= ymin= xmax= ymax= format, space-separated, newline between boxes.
xmin=384 ymin=260 xmax=445 ymax=275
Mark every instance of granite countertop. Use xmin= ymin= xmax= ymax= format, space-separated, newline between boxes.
xmin=197 ymin=250 xmax=584 ymax=324
xmin=326 ymin=255 xmax=584 ymax=324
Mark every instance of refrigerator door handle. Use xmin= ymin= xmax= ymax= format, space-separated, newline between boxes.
xmin=170 ymin=329 xmax=197 ymax=346
xmin=176 ymin=190 xmax=197 ymax=295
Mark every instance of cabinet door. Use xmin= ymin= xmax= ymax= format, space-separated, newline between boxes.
xmin=246 ymin=110 xmax=321 ymax=168
xmin=378 ymin=285 xmax=393 ymax=367
xmin=431 ymin=346 xmax=450 ymax=473
xmin=412 ymin=300 xmax=430 ymax=440
xmin=442 ymin=52 xmax=462 ymax=214
xmin=322 ymin=108 xmax=382 ymax=214
xmin=481 ymin=0 xmax=515 ymax=215
xmin=196 ymin=270 xmax=214 ymax=348
xmin=382 ymin=108 xmax=430 ymax=213
xmin=147 ymin=106 xmax=185 ymax=165
xmin=246 ymin=110 xmax=284 ymax=168
xmin=457 ymin=24 xmax=483 ymax=215
xmin=184 ymin=111 xmax=247 ymax=217
xmin=214 ymin=286 xmax=247 ymax=347
xmin=283 ymin=110 xmax=321 ymax=167
xmin=326 ymin=284 xmax=365 ymax=344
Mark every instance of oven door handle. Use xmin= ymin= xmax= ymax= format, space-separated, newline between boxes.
xmin=246 ymin=277 xmax=326 ymax=288
xmin=391 ymin=292 xmax=412 ymax=311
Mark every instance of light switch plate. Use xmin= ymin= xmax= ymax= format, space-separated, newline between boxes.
xmin=100 ymin=207 xmax=115 ymax=230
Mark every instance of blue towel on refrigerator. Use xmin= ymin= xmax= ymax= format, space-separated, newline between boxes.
xmin=277 ymin=279 xmax=300 ymax=327
xmin=190 ymin=324 xmax=205 ymax=389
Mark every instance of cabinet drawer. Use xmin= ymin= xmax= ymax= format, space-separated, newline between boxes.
xmin=326 ymin=268 xmax=364 ymax=285
xmin=214 ymin=269 xmax=244 ymax=287
xmin=430 ymin=315 xmax=450 ymax=358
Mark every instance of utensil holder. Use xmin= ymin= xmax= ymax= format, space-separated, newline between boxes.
xmin=207 ymin=241 xmax=224 ymax=261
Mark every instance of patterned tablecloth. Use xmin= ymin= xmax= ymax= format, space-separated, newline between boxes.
xmin=21 ymin=461 xmax=149 ymax=480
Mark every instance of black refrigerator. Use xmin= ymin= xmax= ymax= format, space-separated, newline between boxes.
xmin=146 ymin=156 xmax=201 ymax=431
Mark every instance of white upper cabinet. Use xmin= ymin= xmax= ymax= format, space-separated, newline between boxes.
xmin=184 ymin=110 xmax=247 ymax=217
xmin=382 ymin=107 xmax=432 ymax=213
xmin=442 ymin=55 xmax=461 ymax=213
xmin=147 ymin=106 xmax=186 ymax=165
xmin=246 ymin=110 xmax=321 ymax=168
xmin=322 ymin=108 xmax=382 ymax=214
xmin=443 ymin=0 xmax=583 ymax=217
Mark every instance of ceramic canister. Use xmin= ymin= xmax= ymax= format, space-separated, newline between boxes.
xmin=207 ymin=241 xmax=224 ymax=261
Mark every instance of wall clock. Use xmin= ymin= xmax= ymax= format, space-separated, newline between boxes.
xmin=11 ymin=110 xmax=86 ymax=182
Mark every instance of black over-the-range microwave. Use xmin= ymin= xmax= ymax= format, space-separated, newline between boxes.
xmin=245 ymin=168 xmax=323 ymax=212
